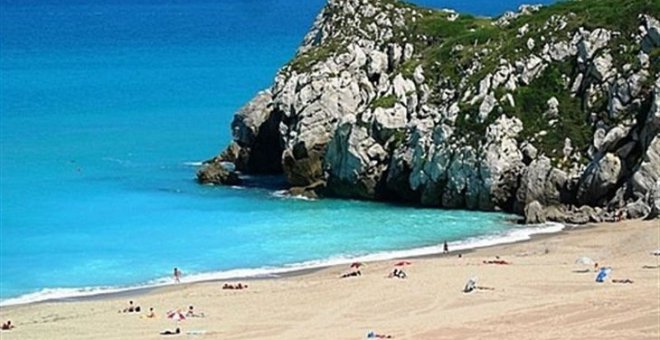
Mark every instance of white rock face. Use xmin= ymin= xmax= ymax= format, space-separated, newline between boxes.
xmin=577 ymin=153 xmax=623 ymax=205
xmin=519 ymin=55 xmax=545 ymax=84
xmin=325 ymin=123 xmax=389 ymax=198
xmin=577 ymin=28 xmax=611 ymax=63
xmin=545 ymin=97 xmax=560 ymax=118
xmin=373 ymin=104 xmax=407 ymax=140
xmin=367 ymin=50 xmax=388 ymax=78
xmin=231 ymin=90 xmax=273 ymax=146
xmin=630 ymin=78 xmax=660 ymax=197
xmin=630 ymin=135 xmax=660 ymax=197
xmin=527 ymin=37 xmax=535 ymax=50
xmin=590 ymin=52 xmax=613 ymax=81
xmin=479 ymin=94 xmax=497 ymax=122
xmin=207 ymin=1 xmax=660 ymax=222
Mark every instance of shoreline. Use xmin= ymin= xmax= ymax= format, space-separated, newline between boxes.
xmin=0 ymin=220 xmax=566 ymax=308
xmin=1 ymin=219 xmax=657 ymax=339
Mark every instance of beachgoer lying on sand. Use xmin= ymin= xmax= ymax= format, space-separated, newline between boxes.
xmin=388 ymin=268 xmax=407 ymax=279
xmin=185 ymin=305 xmax=205 ymax=318
xmin=120 ymin=300 xmax=141 ymax=313
xmin=483 ymin=260 xmax=510 ymax=265
xmin=340 ymin=270 xmax=361 ymax=278
xmin=612 ymin=279 xmax=634 ymax=284
xmin=160 ymin=327 xmax=181 ymax=335
xmin=463 ymin=278 xmax=494 ymax=293
xmin=222 ymin=283 xmax=248 ymax=290
xmin=367 ymin=331 xmax=393 ymax=338
xmin=388 ymin=268 xmax=398 ymax=278
xmin=1 ymin=320 xmax=15 ymax=330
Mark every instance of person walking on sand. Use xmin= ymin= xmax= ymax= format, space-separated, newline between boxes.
xmin=173 ymin=267 xmax=182 ymax=283
xmin=443 ymin=240 xmax=449 ymax=253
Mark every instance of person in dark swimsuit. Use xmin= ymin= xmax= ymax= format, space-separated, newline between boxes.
xmin=160 ymin=327 xmax=180 ymax=335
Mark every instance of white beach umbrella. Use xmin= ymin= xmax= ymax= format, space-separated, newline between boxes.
xmin=575 ymin=256 xmax=595 ymax=266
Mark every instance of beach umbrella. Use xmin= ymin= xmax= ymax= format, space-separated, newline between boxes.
xmin=575 ymin=256 xmax=595 ymax=266
xmin=167 ymin=310 xmax=186 ymax=322
xmin=394 ymin=261 xmax=412 ymax=266
xmin=350 ymin=262 xmax=365 ymax=268
xmin=651 ymin=249 xmax=660 ymax=256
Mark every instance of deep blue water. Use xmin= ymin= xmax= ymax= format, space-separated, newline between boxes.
xmin=0 ymin=0 xmax=558 ymax=305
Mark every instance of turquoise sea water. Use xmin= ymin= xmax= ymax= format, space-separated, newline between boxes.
xmin=0 ymin=0 xmax=558 ymax=305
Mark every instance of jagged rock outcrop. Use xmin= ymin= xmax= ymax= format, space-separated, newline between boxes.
xmin=197 ymin=160 xmax=241 ymax=186
xmin=199 ymin=0 xmax=660 ymax=223
xmin=525 ymin=201 xmax=547 ymax=224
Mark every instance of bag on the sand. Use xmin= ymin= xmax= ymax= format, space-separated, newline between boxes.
xmin=595 ymin=268 xmax=611 ymax=283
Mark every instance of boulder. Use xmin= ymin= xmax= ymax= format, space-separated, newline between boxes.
xmin=516 ymin=157 xmax=567 ymax=211
xmin=577 ymin=153 xmax=623 ymax=205
xmin=545 ymin=97 xmax=560 ymax=118
xmin=625 ymin=199 xmax=651 ymax=219
xmin=524 ymin=201 xmax=547 ymax=224
xmin=196 ymin=162 xmax=241 ymax=186
xmin=630 ymin=135 xmax=660 ymax=198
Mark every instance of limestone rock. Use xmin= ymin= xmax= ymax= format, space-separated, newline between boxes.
xmin=577 ymin=28 xmax=611 ymax=63
xmin=590 ymin=52 xmax=613 ymax=82
xmin=373 ymin=104 xmax=407 ymax=141
xmin=368 ymin=50 xmax=388 ymax=78
xmin=200 ymin=1 xmax=660 ymax=224
xmin=524 ymin=201 xmax=546 ymax=224
xmin=324 ymin=123 xmax=388 ymax=199
xmin=479 ymin=94 xmax=497 ymax=122
xmin=625 ymin=199 xmax=651 ymax=219
xmin=545 ymin=97 xmax=560 ymax=118
xmin=630 ymin=135 xmax=660 ymax=197
xmin=231 ymin=91 xmax=273 ymax=146
xmin=577 ymin=153 xmax=623 ymax=205
xmin=196 ymin=162 xmax=241 ymax=186
xmin=516 ymin=157 xmax=567 ymax=211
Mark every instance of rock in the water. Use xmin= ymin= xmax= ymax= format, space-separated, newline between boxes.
xmin=196 ymin=162 xmax=241 ymax=185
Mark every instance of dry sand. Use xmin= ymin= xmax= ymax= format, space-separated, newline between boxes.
xmin=1 ymin=219 xmax=659 ymax=339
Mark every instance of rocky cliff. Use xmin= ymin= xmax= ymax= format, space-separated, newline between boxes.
xmin=199 ymin=0 xmax=660 ymax=223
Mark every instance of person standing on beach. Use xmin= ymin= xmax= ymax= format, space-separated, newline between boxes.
xmin=443 ymin=240 xmax=449 ymax=253
xmin=173 ymin=267 xmax=181 ymax=283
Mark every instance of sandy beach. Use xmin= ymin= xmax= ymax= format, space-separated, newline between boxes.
xmin=1 ymin=219 xmax=658 ymax=339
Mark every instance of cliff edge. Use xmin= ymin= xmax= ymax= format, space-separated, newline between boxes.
xmin=199 ymin=0 xmax=660 ymax=223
